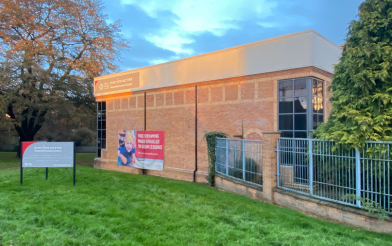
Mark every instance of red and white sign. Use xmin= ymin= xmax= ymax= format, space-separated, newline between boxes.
xmin=136 ymin=131 xmax=164 ymax=160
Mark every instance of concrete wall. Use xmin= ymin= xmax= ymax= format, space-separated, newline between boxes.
xmin=94 ymin=30 xmax=340 ymax=96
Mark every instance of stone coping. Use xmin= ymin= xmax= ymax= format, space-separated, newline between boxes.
xmin=215 ymin=173 xmax=263 ymax=191
xmin=273 ymin=188 xmax=392 ymax=222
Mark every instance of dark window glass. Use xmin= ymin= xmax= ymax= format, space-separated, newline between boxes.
xmin=279 ymin=98 xmax=293 ymax=113
xmin=313 ymin=115 xmax=318 ymax=129
xmin=279 ymin=115 xmax=293 ymax=130
xmin=281 ymin=131 xmax=294 ymax=138
xmin=294 ymin=131 xmax=308 ymax=138
xmin=294 ymin=78 xmax=307 ymax=97
xmin=279 ymin=80 xmax=293 ymax=97
xmin=294 ymin=97 xmax=307 ymax=113
xmin=294 ymin=114 xmax=307 ymax=130
xmin=97 ymin=101 xmax=107 ymax=157
xmin=318 ymin=114 xmax=323 ymax=124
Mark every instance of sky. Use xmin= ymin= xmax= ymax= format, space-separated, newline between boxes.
xmin=102 ymin=0 xmax=363 ymax=72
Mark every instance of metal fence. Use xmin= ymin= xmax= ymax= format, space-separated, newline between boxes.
xmin=277 ymin=138 xmax=392 ymax=213
xmin=215 ymin=138 xmax=263 ymax=187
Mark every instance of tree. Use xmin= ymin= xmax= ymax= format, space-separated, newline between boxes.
xmin=313 ymin=0 xmax=392 ymax=149
xmin=0 ymin=0 xmax=127 ymax=155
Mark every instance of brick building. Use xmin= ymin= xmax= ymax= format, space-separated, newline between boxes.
xmin=93 ymin=29 xmax=341 ymax=182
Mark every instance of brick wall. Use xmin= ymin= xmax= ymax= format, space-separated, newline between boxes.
xmin=94 ymin=66 xmax=332 ymax=182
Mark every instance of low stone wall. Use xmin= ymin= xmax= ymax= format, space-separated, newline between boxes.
xmin=215 ymin=174 xmax=392 ymax=234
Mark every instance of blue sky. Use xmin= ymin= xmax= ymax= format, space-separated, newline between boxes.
xmin=103 ymin=0 xmax=363 ymax=72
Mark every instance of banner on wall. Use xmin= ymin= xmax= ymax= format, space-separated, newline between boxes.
xmin=117 ymin=130 xmax=164 ymax=171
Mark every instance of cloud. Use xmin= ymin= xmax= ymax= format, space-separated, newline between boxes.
xmin=121 ymin=0 xmax=278 ymax=55
xmin=145 ymin=31 xmax=194 ymax=55
xmin=122 ymin=0 xmax=277 ymax=34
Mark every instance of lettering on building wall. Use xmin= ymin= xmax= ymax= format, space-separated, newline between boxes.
xmin=94 ymin=72 xmax=140 ymax=94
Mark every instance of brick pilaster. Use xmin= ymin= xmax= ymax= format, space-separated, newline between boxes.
xmin=261 ymin=131 xmax=280 ymax=203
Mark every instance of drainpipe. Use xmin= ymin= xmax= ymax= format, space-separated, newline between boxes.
xmin=193 ymin=86 xmax=198 ymax=182
xmin=142 ymin=92 xmax=147 ymax=175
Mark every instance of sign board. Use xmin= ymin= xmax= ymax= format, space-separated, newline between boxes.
xmin=20 ymin=141 xmax=76 ymax=186
xmin=22 ymin=142 xmax=74 ymax=167
xmin=118 ymin=130 xmax=164 ymax=171
xmin=94 ymin=72 xmax=140 ymax=95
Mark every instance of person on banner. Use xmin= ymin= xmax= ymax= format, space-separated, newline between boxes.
xmin=118 ymin=131 xmax=136 ymax=166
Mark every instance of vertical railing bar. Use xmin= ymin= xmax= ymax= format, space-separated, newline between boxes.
xmin=243 ymin=139 xmax=246 ymax=182
xmin=349 ymin=147 xmax=351 ymax=200
xmin=309 ymin=139 xmax=313 ymax=196
xmin=356 ymin=148 xmax=361 ymax=208
xmin=379 ymin=144 xmax=382 ymax=208
xmin=388 ymin=144 xmax=390 ymax=213
xmin=225 ymin=138 xmax=228 ymax=176
xmin=371 ymin=143 xmax=374 ymax=204
xmin=366 ymin=145 xmax=369 ymax=201
xmin=234 ymin=140 xmax=237 ymax=177
xmin=383 ymin=144 xmax=386 ymax=210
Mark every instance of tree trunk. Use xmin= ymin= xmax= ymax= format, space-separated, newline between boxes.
xmin=8 ymin=101 xmax=47 ymax=158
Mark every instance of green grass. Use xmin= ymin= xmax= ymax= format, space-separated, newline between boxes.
xmin=0 ymin=152 xmax=391 ymax=245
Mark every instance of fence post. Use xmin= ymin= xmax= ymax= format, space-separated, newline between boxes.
xmin=226 ymin=139 xmax=229 ymax=176
xmin=309 ymin=139 xmax=313 ymax=195
xmin=355 ymin=149 xmax=361 ymax=208
xmin=234 ymin=141 xmax=237 ymax=171
xmin=261 ymin=131 xmax=281 ymax=203
xmin=242 ymin=140 xmax=246 ymax=181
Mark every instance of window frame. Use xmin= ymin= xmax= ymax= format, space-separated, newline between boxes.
xmin=278 ymin=77 xmax=324 ymax=138
xmin=97 ymin=101 xmax=106 ymax=157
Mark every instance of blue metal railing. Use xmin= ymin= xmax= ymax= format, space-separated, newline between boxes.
xmin=215 ymin=138 xmax=263 ymax=187
xmin=277 ymin=138 xmax=392 ymax=213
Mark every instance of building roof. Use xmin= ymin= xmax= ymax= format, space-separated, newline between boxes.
xmin=94 ymin=29 xmax=341 ymax=96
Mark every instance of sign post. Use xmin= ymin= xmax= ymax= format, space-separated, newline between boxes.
xmin=73 ymin=142 xmax=76 ymax=186
xmin=20 ymin=142 xmax=76 ymax=186
xmin=20 ymin=143 xmax=23 ymax=185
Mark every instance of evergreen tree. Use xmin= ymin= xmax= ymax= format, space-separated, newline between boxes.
xmin=314 ymin=0 xmax=392 ymax=149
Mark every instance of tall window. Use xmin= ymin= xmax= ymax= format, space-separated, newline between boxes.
xmin=278 ymin=77 xmax=324 ymax=138
xmin=97 ymin=102 xmax=106 ymax=157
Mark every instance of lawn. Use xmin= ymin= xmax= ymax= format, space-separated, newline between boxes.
xmin=0 ymin=152 xmax=391 ymax=245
